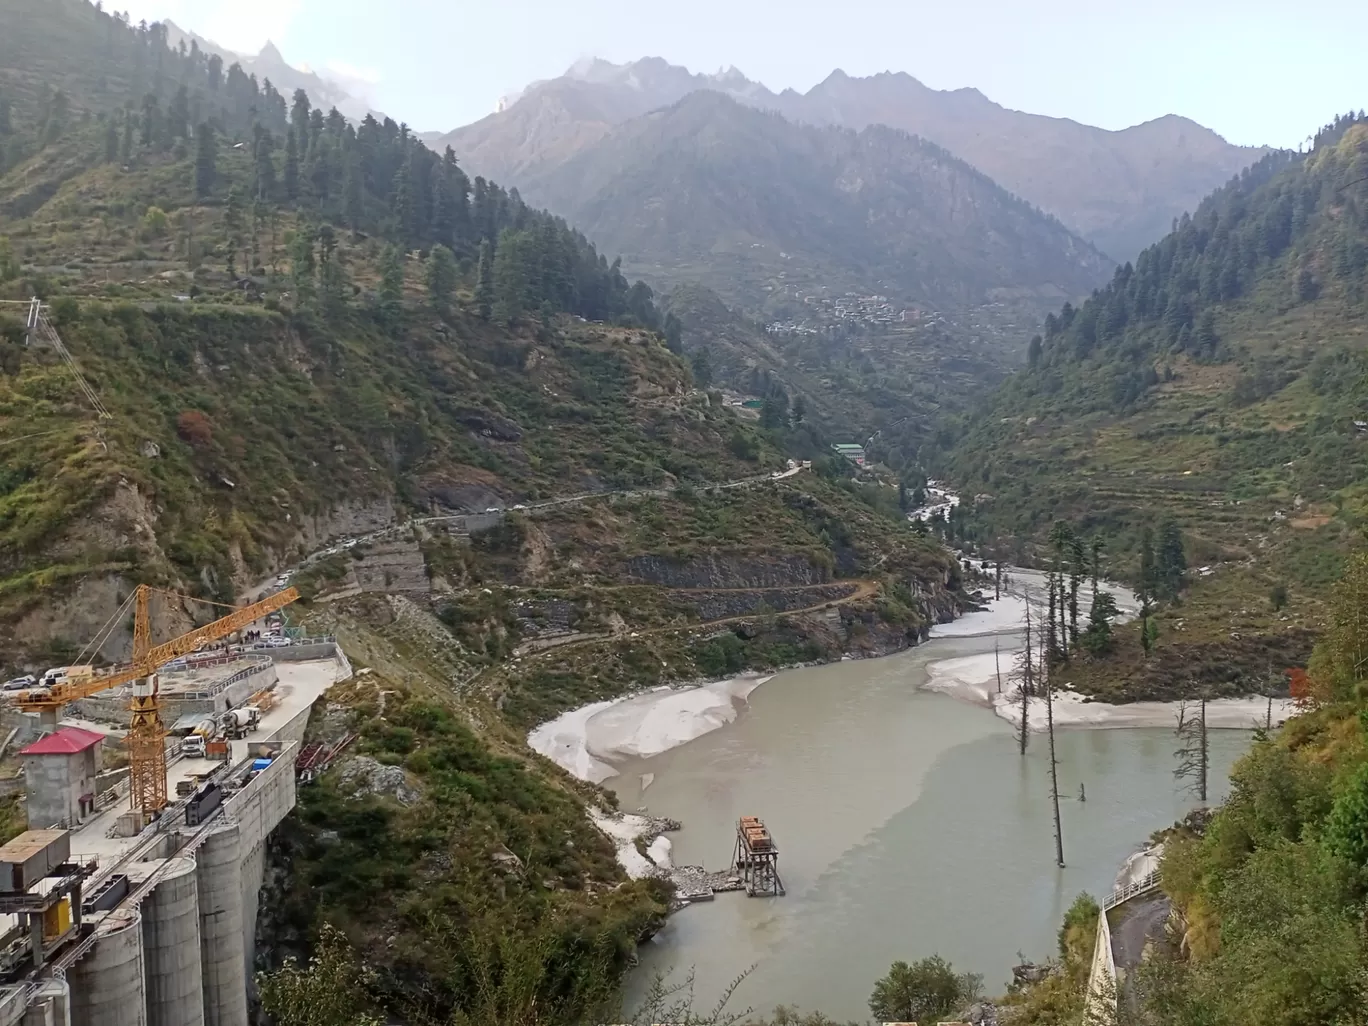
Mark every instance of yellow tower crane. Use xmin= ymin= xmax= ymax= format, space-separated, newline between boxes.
xmin=11 ymin=584 xmax=299 ymax=817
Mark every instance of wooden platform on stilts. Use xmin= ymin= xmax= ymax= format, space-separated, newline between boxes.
xmin=730 ymin=816 xmax=785 ymax=897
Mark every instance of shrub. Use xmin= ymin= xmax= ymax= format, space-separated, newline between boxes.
xmin=868 ymin=955 xmax=981 ymax=1024
xmin=141 ymin=205 xmax=169 ymax=239
xmin=175 ymin=410 xmax=213 ymax=447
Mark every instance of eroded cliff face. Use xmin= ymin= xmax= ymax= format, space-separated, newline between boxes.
xmin=624 ymin=552 xmax=832 ymax=588
xmin=1 ymin=484 xmax=398 ymax=670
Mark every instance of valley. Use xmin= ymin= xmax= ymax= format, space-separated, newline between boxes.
xmin=0 ymin=2 xmax=1366 ymax=1024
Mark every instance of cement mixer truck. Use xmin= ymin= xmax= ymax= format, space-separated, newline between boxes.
xmin=220 ymin=705 xmax=262 ymax=739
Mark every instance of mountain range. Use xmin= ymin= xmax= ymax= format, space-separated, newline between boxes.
xmin=432 ymin=57 xmax=1270 ymax=262
xmin=512 ymin=90 xmax=1111 ymax=314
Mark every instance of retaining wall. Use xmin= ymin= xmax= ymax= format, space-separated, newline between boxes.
xmin=1085 ymin=907 xmax=1118 ymax=1020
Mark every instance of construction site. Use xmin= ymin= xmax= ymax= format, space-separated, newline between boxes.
xmin=0 ymin=581 xmax=352 ymax=1026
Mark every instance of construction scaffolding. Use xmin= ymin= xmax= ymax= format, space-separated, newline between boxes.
xmin=731 ymin=816 xmax=785 ymax=897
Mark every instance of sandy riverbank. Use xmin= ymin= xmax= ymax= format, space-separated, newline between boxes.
xmin=528 ymin=674 xmax=772 ymax=783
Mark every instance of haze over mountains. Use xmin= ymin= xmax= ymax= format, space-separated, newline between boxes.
xmin=160 ymin=20 xmax=383 ymax=125
xmin=515 ymin=90 xmax=1111 ymax=313
xmin=433 ymin=57 xmax=1270 ymax=262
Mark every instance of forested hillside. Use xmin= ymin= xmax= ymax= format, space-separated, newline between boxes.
xmin=940 ymin=113 xmax=1368 ymax=697
xmin=1130 ymin=554 xmax=1368 ymax=1024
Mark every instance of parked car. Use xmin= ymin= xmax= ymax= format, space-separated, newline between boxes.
xmin=2 ymin=675 xmax=36 ymax=691
xmin=266 ymin=637 xmax=293 ymax=648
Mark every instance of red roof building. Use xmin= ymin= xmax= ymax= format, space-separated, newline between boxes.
xmin=20 ymin=727 xmax=106 ymax=829
xmin=19 ymin=727 xmax=106 ymax=756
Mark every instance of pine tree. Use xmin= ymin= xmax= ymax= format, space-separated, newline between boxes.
xmin=288 ymin=222 xmax=316 ymax=305
xmin=492 ymin=230 xmax=530 ymax=323
xmin=224 ymin=186 xmax=244 ymax=278
xmin=317 ymin=225 xmax=347 ymax=318
xmin=104 ymin=117 xmax=119 ymax=163
xmin=662 ymin=312 xmax=683 ymax=354
xmin=343 ymin=155 xmax=364 ymax=230
xmin=120 ymin=112 xmax=135 ymax=163
xmin=392 ymin=164 xmax=415 ymax=246
xmin=251 ymin=127 xmax=277 ymax=200
xmin=1156 ymin=516 xmax=1186 ymax=600
xmin=1138 ymin=525 xmax=1157 ymax=611
xmin=378 ymin=246 xmax=404 ymax=323
xmin=167 ymin=85 xmax=189 ymax=139
xmin=1068 ymin=535 xmax=1085 ymax=648
xmin=475 ymin=239 xmax=494 ymax=320
xmin=691 ymin=346 xmax=713 ymax=388
xmin=193 ymin=122 xmax=216 ymax=198
xmin=139 ymin=94 xmax=157 ymax=146
xmin=290 ymin=88 xmax=310 ymax=140
xmin=425 ymin=244 xmax=457 ymax=317
xmin=283 ymin=129 xmax=300 ymax=201
xmin=431 ymin=172 xmax=454 ymax=250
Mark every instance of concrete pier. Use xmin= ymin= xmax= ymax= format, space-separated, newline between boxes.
xmin=140 ymin=859 xmax=204 ymax=1026
xmin=196 ymin=825 xmax=247 ymax=1026
xmin=68 ymin=909 xmax=146 ymax=1026
xmin=20 ymin=981 xmax=69 ymax=1026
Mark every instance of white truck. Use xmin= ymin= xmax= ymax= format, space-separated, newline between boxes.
xmin=40 ymin=664 xmax=95 ymax=688
xmin=179 ymin=715 xmax=217 ymax=758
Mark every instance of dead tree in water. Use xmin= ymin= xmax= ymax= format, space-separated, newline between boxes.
xmin=1012 ymin=604 xmax=1036 ymax=755
xmin=1045 ymin=658 xmax=1066 ymax=868
xmin=1045 ymin=568 xmax=1059 ymax=666
xmin=1174 ymin=693 xmax=1210 ymax=803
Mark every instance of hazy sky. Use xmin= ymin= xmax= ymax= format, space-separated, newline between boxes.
xmin=113 ymin=0 xmax=1364 ymax=147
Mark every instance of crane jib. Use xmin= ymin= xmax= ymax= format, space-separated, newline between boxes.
xmin=10 ymin=587 xmax=300 ymax=711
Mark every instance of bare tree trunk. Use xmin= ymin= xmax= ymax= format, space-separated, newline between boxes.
xmin=1174 ymin=692 xmax=1211 ymax=803
xmin=1046 ymin=570 xmax=1058 ymax=666
xmin=995 ymin=640 xmax=1002 ymax=694
xmin=1266 ymin=694 xmax=1272 ymax=731
xmin=1015 ymin=605 xmax=1034 ymax=755
xmin=1046 ymin=658 xmax=1065 ymax=867
xmin=995 ymin=561 xmax=1002 ymax=601
xmin=1199 ymin=696 xmax=1208 ymax=802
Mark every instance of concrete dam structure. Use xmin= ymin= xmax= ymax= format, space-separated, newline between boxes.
xmin=0 ymin=742 xmax=298 ymax=1026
